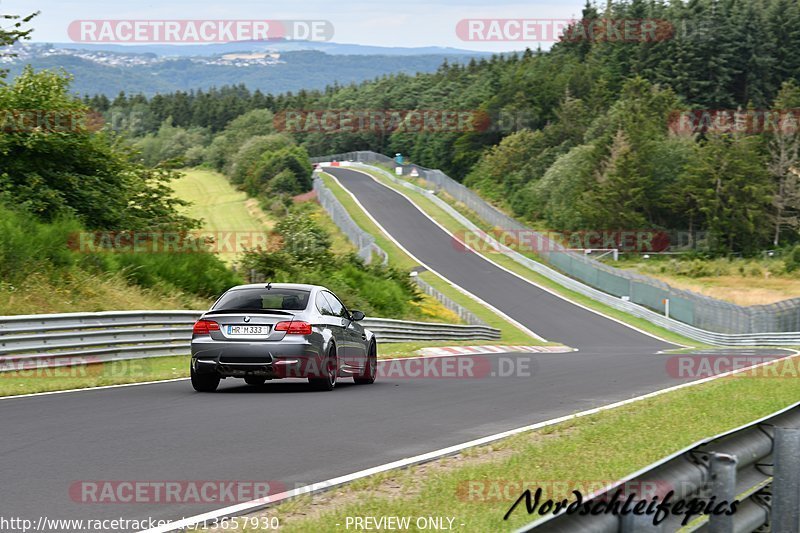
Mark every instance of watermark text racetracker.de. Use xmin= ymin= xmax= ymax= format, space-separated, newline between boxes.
xmin=70 ymin=480 xmax=284 ymax=504
xmin=456 ymin=18 xmax=674 ymax=42
xmin=0 ymin=357 xmax=152 ymax=379
xmin=68 ymin=20 xmax=333 ymax=42
xmin=666 ymin=354 xmax=800 ymax=379
xmin=284 ymin=354 xmax=538 ymax=381
xmin=459 ymin=479 xmax=672 ymax=505
xmin=274 ymin=109 xmax=492 ymax=134
xmin=669 ymin=108 xmax=800 ymax=135
xmin=451 ymin=228 xmax=711 ymax=254
xmin=377 ymin=354 xmax=536 ymax=380
xmin=0 ymin=516 xmax=173 ymax=533
xmin=68 ymin=230 xmax=275 ymax=254
xmin=0 ymin=109 xmax=104 ymax=133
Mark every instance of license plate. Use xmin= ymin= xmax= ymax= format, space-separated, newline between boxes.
xmin=227 ymin=325 xmax=270 ymax=336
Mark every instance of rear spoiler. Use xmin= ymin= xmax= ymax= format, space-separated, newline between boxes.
xmin=203 ymin=309 xmax=296 ymax=317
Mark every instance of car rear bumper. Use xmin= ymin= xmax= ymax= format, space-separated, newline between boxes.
xmin=191 ymin=339 xmax=324 ymax=379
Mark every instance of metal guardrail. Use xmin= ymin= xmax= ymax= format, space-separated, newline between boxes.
xmin=360 ymin=316 xmax=499 ymax=343
xmin=313 ymin=155 xmax=800 ymax=346
xmin=518 ymin=401 xmax=800 ymax=532
xmin=312 ymin=151 xmax=800 ymax=336
xmin=313 ymin=176 xmax=388 ymax=265
xmin=0 ymin=311 xmax=500 ymax=372
xmin=411 ymin=275 xmax=487 ymax=326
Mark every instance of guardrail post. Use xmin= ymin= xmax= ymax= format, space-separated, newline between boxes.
xmin=708 ymin=453 xmax=737 ymax=533
xmin=772 ymin=426 xmax=800 ymax=533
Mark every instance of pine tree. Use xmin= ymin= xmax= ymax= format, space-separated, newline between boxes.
xmin=768 ymin=81 xmax=800 ymax=246
xmin=677 ymin=135 xmax=772 ymax=253
xmin=579 ymin=130 xmax=650 ymax=229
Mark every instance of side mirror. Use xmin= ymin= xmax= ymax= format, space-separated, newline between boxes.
xmin=350 ymin=310 xmax=365 ymax=321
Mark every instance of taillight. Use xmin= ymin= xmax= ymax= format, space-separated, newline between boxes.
xmin=193 ymin=319 xmax=220 ymax=335
xmin=275 ymin=321 xmax=313 ymax=335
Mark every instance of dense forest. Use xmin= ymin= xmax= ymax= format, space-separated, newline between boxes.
xmin=99 ymin=0 xmax=800 ymax=255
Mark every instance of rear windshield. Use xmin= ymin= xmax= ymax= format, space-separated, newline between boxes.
xmin=213 ymin=288 xmax=311 ymax=311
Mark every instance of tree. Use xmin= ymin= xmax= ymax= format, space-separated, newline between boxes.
xmin=230 ymin=134 xmax=294 ymax=185
xmin=768 ymin=81 xmax=800 ymax=246
xmin=579 ymin=130 xmax=649 ymax=229
xmin=0 ymin=11 xmax=37 ymax=78
xmin=0 ymin=67 xmax=196 ymax=231
xmin=204 ymin=109 xmax=275 ymax=172
xmin=676 ymin=135 xmax=773 ymax=253
xmin=245 ymin=145 xmax=312 ymax=196
xmin=532 ymin=144 xmax=599 ymax=229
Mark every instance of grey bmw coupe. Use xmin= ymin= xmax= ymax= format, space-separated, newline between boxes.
xmin=190 ymin=283 xmax=376 ymax=392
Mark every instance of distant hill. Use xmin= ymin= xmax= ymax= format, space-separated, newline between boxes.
xmin=3 ymin=43 xmax=493 ymax=96
xmin=40 ymin=40 xmax=490 ymax=57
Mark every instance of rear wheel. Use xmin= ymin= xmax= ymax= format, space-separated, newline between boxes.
xmin=309 ymin=347 xmax=337 ymax=391
xmin=244 ymin=376 xmax=266 ymax=386
xmin=191 ymin=367 xmax=220 ymax=392
xmin=354 ymin=342 xmax=377 ymax=384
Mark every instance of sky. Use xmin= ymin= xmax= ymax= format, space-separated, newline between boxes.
xmin=3 ymin=0 xmax=588 ymax=52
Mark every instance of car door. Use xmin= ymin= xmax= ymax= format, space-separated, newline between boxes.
xmin=319 ymin=291 xmax=349 ymax=359
xmin=314 ymin=291 xmax=343 ymax=358
xmin=324 ymin=291 xmax=366 ymax=368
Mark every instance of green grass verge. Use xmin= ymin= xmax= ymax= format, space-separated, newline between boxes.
xmin=0 ymin=355 xmax=189 ymax=397
xmin=319 ymin=172 xmax=543 ymax=346
xmin=215 ymin=356 xmax=800 ymax=532
xmin=356 ymin=166 xmax=705 ymax=348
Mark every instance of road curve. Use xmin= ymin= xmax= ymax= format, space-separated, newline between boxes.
xmin=325 ymin=166 xmax=672 ymax=352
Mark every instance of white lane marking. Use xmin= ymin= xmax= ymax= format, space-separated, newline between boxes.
xmin=141 ymin=348 xmax=800 ymax=533
xmin=321 ymin=171 xmax=546 ymax=342
xmin=338 ymin=167 xmax=687 ymax=349
xmin=0 ymin=378 xmax=191 ymax=401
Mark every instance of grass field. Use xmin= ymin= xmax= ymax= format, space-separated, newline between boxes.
xmin=171 ymin=168 xmax=273 ymax=264
xmin=610 ymin=256 xmax=800 ymax=306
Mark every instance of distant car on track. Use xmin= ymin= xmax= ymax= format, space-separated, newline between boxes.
xmin=190 ymin=283 xmax=376 ymax=392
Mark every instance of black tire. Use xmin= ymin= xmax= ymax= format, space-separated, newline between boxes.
xmin=244 ymin=376 xmax=266 ymax=386
xmin=191 ymin=367 xmax=220 ymax=392
xmin=309 ymin=347 xmax=337 ymax=391
xmin=354 ymin=342 xmax=377 ymax=384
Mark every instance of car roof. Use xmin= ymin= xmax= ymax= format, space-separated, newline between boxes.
xmin=227 ymin=283 xmax=326 ymax=292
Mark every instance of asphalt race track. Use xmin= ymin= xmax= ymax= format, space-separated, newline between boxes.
xmin=326 ymin=166 xmax=672 ymax=352
xmin=1 ymin=166 xmax=791 ymax=531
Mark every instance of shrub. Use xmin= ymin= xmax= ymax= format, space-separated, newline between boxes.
xmin=0 ymin=203 xmax=240 ymax=299
xmin=0 ymin=204 xmax=83 ymax=281
xmin=786 ymin=245 xmax=800 ymax=273
xmin=101 ymin=252 xmax=242 ymax=298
